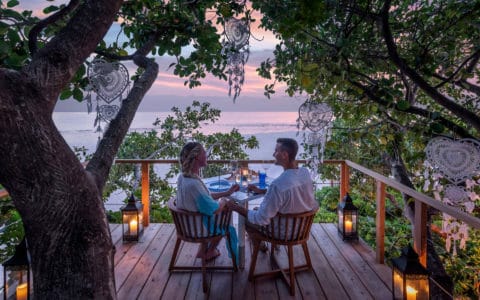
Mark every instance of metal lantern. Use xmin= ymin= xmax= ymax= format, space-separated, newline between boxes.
xmin=121 ymin=194 xmax=144 ymax=242
xmin=2 ymin=238 xmax=31 ymax=300
xmin=337 ymin=193 xmax=358 ymax=241
xmin=391 ymin=245 xmax=429 ymax=300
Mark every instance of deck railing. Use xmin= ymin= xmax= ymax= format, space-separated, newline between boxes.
xmin=113 ymin=158 xmax=480 ymax=269
xmin=1 ymin=159 xmax=479 ymax=268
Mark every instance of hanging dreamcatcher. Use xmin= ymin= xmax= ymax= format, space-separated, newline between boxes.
xmin=222 ymin=16 xmax=250 ymax=102
xmin=298 ymin=100 xmax=334 ymax=180
xmin=423 ymin=137 xmax=480 ymax=255
xmin=84 ymin=59 xmax=130 ymax=138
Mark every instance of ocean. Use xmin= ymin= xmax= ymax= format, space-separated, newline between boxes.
xmin=53 ymin=111 xmax=302 ymax=159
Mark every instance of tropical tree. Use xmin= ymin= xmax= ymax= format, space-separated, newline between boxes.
xmin=251 ymin=0 xmax=480 ymax=297
xmin=0 ymin=0 xmax=249 ymax=298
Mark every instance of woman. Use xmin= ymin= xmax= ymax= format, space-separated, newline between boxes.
xmin=176 ymin=142 xmax=239 ymax=261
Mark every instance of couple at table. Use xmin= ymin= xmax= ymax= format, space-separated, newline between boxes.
xmin=175 ymin=138 xmax=318 ymax=261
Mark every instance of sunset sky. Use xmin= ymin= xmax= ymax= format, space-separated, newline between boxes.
xmin=19 ymin=1 xmax=303 ymax=112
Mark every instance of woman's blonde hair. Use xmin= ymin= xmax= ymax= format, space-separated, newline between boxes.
xmin=179 ymin=142 xmax=203 ymax=177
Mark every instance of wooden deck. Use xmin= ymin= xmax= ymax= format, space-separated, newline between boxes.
xmin=112 ymin=223 xmax=392 ymax=299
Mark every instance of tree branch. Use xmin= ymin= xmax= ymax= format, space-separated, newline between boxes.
xmin=86 ymin=55 xmax=159 ymax=190
xmin=433 ymin=73 xmax=480 ymax=96
xmin=28 ymin=0 xmax=81 ymax=55
xmin=25 ymin=0 xmax=123 ymax=110
xmin=349 ymin=79 xmax=475 ymax=139
xmin=434 ymin=49 xmax=480 ymax=89
xmin=379 ymin=0 xmax=480 ymax=133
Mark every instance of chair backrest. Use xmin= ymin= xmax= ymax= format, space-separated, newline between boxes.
xmin=168 ymin=198 xmax=232 ymax=242
xmin=261 ymin=209 xmax=318 ymax=243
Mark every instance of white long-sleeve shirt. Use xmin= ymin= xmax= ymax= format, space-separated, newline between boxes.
xmin=247 ymin=167 xmax=318 ymax=226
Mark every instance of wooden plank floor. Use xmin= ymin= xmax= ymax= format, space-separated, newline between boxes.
xmin=111 ymin=223 xmax=392 ymax=300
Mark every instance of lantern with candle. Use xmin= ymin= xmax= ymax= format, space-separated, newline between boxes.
xmin=240 ymin=167 xmax=249 ymax=190
xmin=337 ymin=193 xmax=358 ymax=241
xmin=120 ymin=194 xmax=144 ymax=242
xmin=391 ymin=245 xmax=429 ymax=300
xmin=2 ymin=238 xmax=31 ymax=300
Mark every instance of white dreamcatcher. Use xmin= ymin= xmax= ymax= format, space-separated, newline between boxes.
xmin=424 ymin=137 xmax=480 ymax=255
xmin=84 ymin=59 xmax=130 ymax=136
xmin=222 ymin=17 xmax=250 ymax=102
xmin=298 ymin=101 xmax=334 ymax=180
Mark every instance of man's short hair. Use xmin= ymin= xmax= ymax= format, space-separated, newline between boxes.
xmin=276 ymin=138 xmax=298 ymax=161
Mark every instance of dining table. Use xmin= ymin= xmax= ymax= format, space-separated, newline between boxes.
xmin=228 ymin=191 xmax=263 ymax=269
xmin=203 ymin=175 xmax=267 ymax=269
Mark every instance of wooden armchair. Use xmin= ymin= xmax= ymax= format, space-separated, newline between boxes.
xmin=247 ymin=209 xmax=318 ymax=296
xmin=168 ymin=198 xmax=238 ymax=293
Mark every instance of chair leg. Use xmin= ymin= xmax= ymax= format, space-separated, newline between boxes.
xmin=226 ymin=234 xmax=238 ymax=271
xmin=302 ymin=242 xmax=312 ymax=270
xmin=287 ymin=245 xmax=295 ymax=296
xmin=169 ymin=238 xmax=182 ymax=271
xmin=248 ymin=239 xmax=261 ymax=281
xmin=202 ymin=254 xmax=208 ymax=293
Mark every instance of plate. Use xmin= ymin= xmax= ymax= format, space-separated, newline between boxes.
xmin=208 ymin=180 xmax=232 ymax=192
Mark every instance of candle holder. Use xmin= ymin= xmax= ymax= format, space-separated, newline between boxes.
xmin=2 ymin=238 xmax=32 ymax=300
xmin=391 ymin=245 xmax=429 ymax=300
xmin=121 ymin=194 xmax=144 ymax=242
xmin=337 ymin=193 xmax=358 ymax=241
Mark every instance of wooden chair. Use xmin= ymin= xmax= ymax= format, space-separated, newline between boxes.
xmin=168 ymin=198 xmax=238 ymax=293
xmin=247 ymin=209 xmax=318 ymax=296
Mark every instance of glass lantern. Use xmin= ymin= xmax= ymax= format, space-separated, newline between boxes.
xmin=391 ymin=245 xmax=429 ymax=300
xmin=337 ymin=193 xmax=358 ymax=241
xmin=2 ymin=238 xmax=31 ymax=300
xmin=120 ymin=194 xmax=144 ymax=242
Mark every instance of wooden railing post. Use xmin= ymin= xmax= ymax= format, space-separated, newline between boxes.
xmin=375 ymin=181 xmax=386 ymax=264
xmin=141 ymin=162 xmax=150 ymax=227
xmin=414 ymin=199 xmax=428 ymax=266
xmin=340 ymin=162 xmax=349 ymax=201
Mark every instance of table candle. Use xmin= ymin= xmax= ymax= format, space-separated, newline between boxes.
xmin=406 ymin=285 xmax=418 ymax=300
xmin=345 ymin=220 xmax=353 ymax=233
xmin=16 ymin=283 xmax=28 ymax=300
xmin=129 ymin=219 xmax=138 ymax=233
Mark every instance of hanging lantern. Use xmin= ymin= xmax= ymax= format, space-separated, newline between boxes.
xmin=2 ymin=238 xmax=31 ymax=300
xmin=337 ymin=193 xmax=358 ymax=241
xmin=121 ymin=194 xmax=144 ymax=242
xmin=391 ymin=245 xmax=429 ymax=300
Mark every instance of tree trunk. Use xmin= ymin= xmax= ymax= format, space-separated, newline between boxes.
xmin=0 ymin=0 xmax=123 ymax=298
xmin=0 ymin=71 xmax=116 ymax=298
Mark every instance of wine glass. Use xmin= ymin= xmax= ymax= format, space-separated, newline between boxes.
xmin=230 ymin=160 xmax=238 ymax=178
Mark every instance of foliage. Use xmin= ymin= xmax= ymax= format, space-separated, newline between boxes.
xmin=437 ymin=229 xmax=480 ymax=298
xmin=0 ymin=210 xmax=24 ymax=263
xmin=252 ymin=0 xmax=480 ymax=296
xmin=315 ymin=185 xmax=339 ymax=211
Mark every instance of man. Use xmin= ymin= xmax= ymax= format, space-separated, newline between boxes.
xmin=227 ymin=138 xmax=318 ymax=233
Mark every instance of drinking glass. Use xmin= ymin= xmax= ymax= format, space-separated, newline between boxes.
xmin=230 ymin=160 xmax=238 ymax=178
xmin=258 ymin=170 xmax=267 ymax=189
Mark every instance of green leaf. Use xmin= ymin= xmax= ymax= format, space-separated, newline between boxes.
xmin=7 ymin=0 xmax=19 ymax=8
xmin=118 ymin=49 xmax=129 ymax=56
xmin=396 ymin=100 xmax=410 ymax=110
xmin=43 ymin=5 xmax=59 ymax=14
xmin=0 ymin=22 xmax=8 ymax=35
xmin=72 ymin=88 xmax=83 ymax=101
xmin=59 ymin=89 xmax=72 ymax=100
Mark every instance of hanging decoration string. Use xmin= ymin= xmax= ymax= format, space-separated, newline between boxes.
xmin=424 ymin=136 xmax=480 ymax=255
xmin=298 ymin=100 xmax=334 ymax=180
xmin=84 ymin=59 xmax=130 ymax=147
xmin=222 ymin=16 xmax=250 ymax=102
